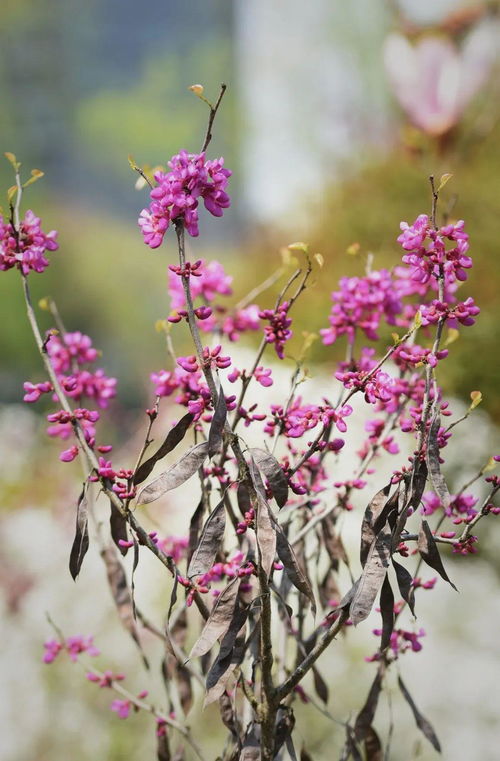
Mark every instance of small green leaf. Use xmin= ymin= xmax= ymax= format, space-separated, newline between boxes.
xmin=188 ymin=83 xmax=204 ymax=96
xmin=155 ymin=318 xmax=168 ymax=333
xmin=483 ymin=457 xmax=496 ymax=473
xmin=23 ymin=169 xmax=44 ymax=188
xmin=299 ymin=331 xmax=318 ymax=359
xmin=7 ymin=186 xmax=17 ymax=203
xmin=280 ymin=247 xmax=297 ymax=267
xmin=314 ymin=252 xmax=324 ymax=268
xmin=444 ymin=328 xmax=460 ymax=346
xmin=288 ymin=241 xmax=309 ymax=254
xmin=469 ymin=390 xmax=482 ymax=410
xmin=4 ymin=152 xmax=20 ymax=170
xmin=437 ymin=173 xmax=453 ymax=193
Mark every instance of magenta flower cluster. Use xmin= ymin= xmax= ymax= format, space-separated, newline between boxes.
xmin=259 ymin=301 xmax=293 ymax=359
xmin=367 ymin=627 xmax=426 ymax=662
xmin=138 ymin=150 xmax=231 ymax=245
xmin=43 ymin=635 xmax=99 ymax=664
xmin=167 ymin=258 xmax=261 ymax=342
xmin=24 ymin=330 xmax=116 ymax=462
xmin=264 ymin=399 xmax=352 ymax=440
xmin=168 ymin=258 xmax=232 ymax=309
xmin=178 ymin=551 xmax=254 ymax=606
xmin=398 ymin=214 xmax=472 ymax=288
xmin=320 ymin=270 xmax=401 ymax=346
xmin=150 ymin=365 xmax=237 ymax=423
xmin=0 ymin=210 xmax=58 ymax=274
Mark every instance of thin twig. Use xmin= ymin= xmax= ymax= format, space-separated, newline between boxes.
xmin=201 ymin=83 xmax=227 ymax=153
xmin=230 ymin=267 xmax=303 ymax=436
xmin=235 ymin=266 xmax=286 ymax=311
xmin=276 ymin=611 xmax=348 ymax=701
xmin=133 ymin=165 xmax=153 ymax=189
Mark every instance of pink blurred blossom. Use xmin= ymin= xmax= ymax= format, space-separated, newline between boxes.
xmin=384 ymin=24 xmax=497 ymax=136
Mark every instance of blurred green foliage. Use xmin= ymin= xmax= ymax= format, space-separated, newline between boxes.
xmin=75 ymin=44 xmax=236 ymax=184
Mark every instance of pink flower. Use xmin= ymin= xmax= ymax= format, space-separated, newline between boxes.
xmin=222 ymin=304 xmax=261 ymax=341
xmin=177 ymin=355 xmax=199 ymax=373
xmin=60 ymin=445 xmax=79 ymax=463
xmin=44 ymin=635 xmax=99 ymax=664
xmin=259 ymin=301 xmax=293 ymax=359
xmin=321 ymin=270 xmax=401 ymax=346
xmin=157 ymin=535 xmax=189 ymax=564
xmin=397 ymin=215 xmax=473 ymax=290
xmin=23 ymin=380 xmax=53 ymax=403
xmin=150 ymin=369 xmax=179 ymax=397
xmin=60 ymin=370 xmax=116 ymax=409
xmin=98 ymin=457 xmax=116 ymax=479
xmin=254 ymin=366 xmax=273 ymax=387
xmin=420 ymin=298 xmax=480 ymax=328
xmin=384 ymin=25 xmax=497 ymax=136
xmin=0 ymin=210 xmax=59 ymax=275
xmin=202 ymin=345 xmax=231 ymax=370
xmin=47 ymin=332 xmax=99 ymax=374
xmin=394 ymin=343 xmax=448 ymax=370
xmin=43 ymin=639 xmax=63 ymax=664
xmin=138 ymin=208 xmax=168 ymax=248
xmin=168 ymin=258 xmax=232 ymax=310
xmin=139 ymin=151 xmax=231 ymax=245
xmin=323 ymin=404 xmax=353 ymax=433
xmin=111 ymin=699 xmax=132 ymax=719
xmin=65 ymin=635 xmax=100 ymax=661
xmin=227 ymin=367 xmax=241 ymax=383
xmin=87 ymin=670 xmax=125 ymax=688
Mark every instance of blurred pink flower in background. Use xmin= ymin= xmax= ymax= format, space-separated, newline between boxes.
xmin=384 ymin=21 xmax=498 ymax=136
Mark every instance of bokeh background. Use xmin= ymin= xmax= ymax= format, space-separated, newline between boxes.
xmin=1 ymin=1 xmax=500 ymax=760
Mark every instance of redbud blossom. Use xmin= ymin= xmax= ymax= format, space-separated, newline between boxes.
xmin=259 ymin=301 xmax=293 ymax=359
xmin=60 ymin=445 xmax=79 ymax=463
xmin=0 ymin=210 xmax=58 ymax=274
xmin=139 ymin=150 xmax=231 ymax=244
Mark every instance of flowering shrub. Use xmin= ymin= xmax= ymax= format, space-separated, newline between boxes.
xmin=3 ymin=88 xmax=500 ymax=761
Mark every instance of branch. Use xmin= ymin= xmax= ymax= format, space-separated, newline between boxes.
xmin=235 ymin=266 xmax=286 ymax=311
xmin=457 ymin=484 xmax=500 ymax=542
xmin=257 ymin=562 xmax=277 ymax=761
xmin=173 ymin=222 xmax=249 ymax=480
xmin=230 ymin=266 xmax=303 ymax=436
xmin=20 ymin=275 xmax=208 ymax=597
xmin=82 ymin=663 xmax=208 ymax=761
xmin=276 ymin=610 xmax=348 ymax=701
xmin=201 ymin=83 xmax=227 ymax=153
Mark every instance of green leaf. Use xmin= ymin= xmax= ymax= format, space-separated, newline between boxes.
xmin=23 ymin=169 xmax=44 ymax=188
xmin=346 ymin=242 xmax=360 ymax=256
xmin=288 ymin=241 xmax=309 ymax=254
xmin=469 ymin=390 xmax=482 ymax=411
xmin=314 ymin=252 xmax=324 ymax=268
xmin=4 ymin=152 xmax=20 ymax=170
xmin=437 ymin=173 xmax=453 ymax=193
